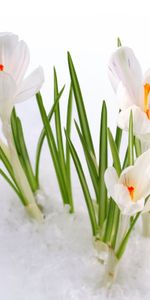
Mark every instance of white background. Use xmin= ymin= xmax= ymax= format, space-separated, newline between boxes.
xmin=1 ymin=0 xmax=150 ymax=195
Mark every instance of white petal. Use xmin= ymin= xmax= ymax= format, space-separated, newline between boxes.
xmin=0 ymin=72 xmax=16 ymax=101
xmin=114 ymin=184 xmax=145 ymax=215
xmin=108 ymin=47 xmax=143 ymax=106
xmin=121 ymin=150 xmax=150 ymax=184
xmin=117 ymin=82 xmax=134 ymax=110
xmin=114 ymin=184 xmax=132 ymax=213
xmin=125 ymin=198 xmax=145 ymax=215
xmin=122 ymin=149 xmax=150 ymax=200
xmin=143 ymin=196 xmax=150 ymax=212
xmin=139 ymin=133 xmax=150 ymax=152
xmin=117 ymin=105 xmax=150 ymax=135
xmin=0 ymin=72 xmax=16 ymax=117
xmin=8 ymin=41 xmax=30 ymax=84
xmin=104 ymin=167 xmax=118 ymax=200
xmin=134 ymin=151 xmax=150 ymax=200
xmin=108 ymin=66 xmax=119 ymax=92
xmin=119 ymin=165 xmax=135 ymax=185
xmin=144 ymin=68 xmax=150 ymax=84
xmin=134 ymin=148 xmax=150 ymax=170
xmin=0 ymin=33 xmax=18 ymax=67
xmin=15 ymin=67 xmax=44 ymax=103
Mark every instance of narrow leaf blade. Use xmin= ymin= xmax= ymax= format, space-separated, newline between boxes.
xmin=98 ymin=101 xmax=108 ymax=226
xmin=108 ymin=128 xmax=121 ymax=175
xmin=65 ymin=131 xmax=98 ymax=236
xmin=67 ymin=52 xmax=95 ymax=156
xmin=35 ymin=85 xmax=65 ymax=182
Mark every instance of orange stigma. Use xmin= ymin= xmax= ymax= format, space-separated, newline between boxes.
xmin=144 ymin=83 xmax=150 ymax=119
xmin=0 ymin=64 xmax=4 ymax=71
xmin=127 ymin=186 xmax=135 ymax=200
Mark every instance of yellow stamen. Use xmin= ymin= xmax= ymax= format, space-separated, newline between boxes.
xmin=127 ymin=185 xmax=135 ymax=201
xmin=144 ymin=83 xmax=150 ymax=119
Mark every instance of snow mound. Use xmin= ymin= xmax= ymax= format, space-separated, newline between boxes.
xmin=0 ymin=186 xmax=150 ymax=300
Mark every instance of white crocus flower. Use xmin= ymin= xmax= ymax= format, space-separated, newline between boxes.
xmin=104 ymin=149 xmax=150 ymax=216
xmin=0 ymin=32 xmax=44 ymax=119
xmin=0 ymin=32 xmax=44 ymax=221
xmin=108 ymin=46 xmax=150 ymax=146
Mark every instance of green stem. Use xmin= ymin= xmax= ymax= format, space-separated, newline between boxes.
xmin=116 ymin=212 xmax=140 ymax=259
xmin=2 ymin=120 xmax=43 ymax=221
xmin=11 ymin=110 xmax=38 ymax=192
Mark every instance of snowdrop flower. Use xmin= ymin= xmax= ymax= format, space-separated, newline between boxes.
xmin=104 ymin=149 xmax=150 ymax=215
xmin=108 ymin=46 xmax=150 ymax=145
xmin=0 ymin=32 xmax=44 ymax=119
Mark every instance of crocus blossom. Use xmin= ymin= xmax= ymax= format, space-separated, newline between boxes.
xmin=104 ymin=149 xmax=150 ymax=215
xmin=0 ymin=32 xmax=44 ymax=118
xmin=0 ymin=32 xmax=44 ymax=221
xmin=108 ymin=46 xmax=150 ymax=144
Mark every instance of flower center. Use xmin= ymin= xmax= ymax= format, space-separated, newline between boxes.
xmin=127 ymin=185 xmax=135 ymax=201
xmin=144 ymin=83 xmax=150 ymax=119
xmin=0 ymin=64 xmax=4 ymax=71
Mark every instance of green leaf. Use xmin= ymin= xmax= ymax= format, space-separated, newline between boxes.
xmin=108 ymin=125 xmax=122 ymax=248
xmin=107 ymin=128 xmax=121 ymax=176
xmin=74 ymin=120 xmax=99 ymax=199
xmin=11 ymin=109 xmax=38 ymax=192
xmin=67 ymin=52 xmax=95 ymax=156
xmin=0 ymin=168 xmax=23 ymax=200
xmin=115 ymin=126 xmax=122 ymax=151
xmin=0 ymin=146 xmax=14 ymax=180
xmin=35 ymin=85 xmax=65 ymax=183
xmin=65 ymin=84 xmax=74 ymax=212
xmin=0 ymin=146 xmax=27 ymax=205
xmin=65 ymin=131 xmax=98 ymax=236
xmin=66 ymin=84 xmax=73 ymax=172
xmin=134 ymin=137 xmax=142 ymax=157
xmin=36 ymin=92 xmax=70 ymax=205
xmin=98 ymin=101 xmax=108 ymax=227
xmin=53 ymin=69 xmax=74 ymax=212
xmin=106 ymin=128 xmax=122 ymax=247
xmin=102 ymin=198 xmax=116 ymax=243
xmin=53 ymin=68 xmax=66 ymax=182
xmin=110 ymin=205 xmax=120 ymax=248
xmin=122 ymin=147 xmax=129 ymax=169
xmin=11 ymin=108 xmax=24 ymax=166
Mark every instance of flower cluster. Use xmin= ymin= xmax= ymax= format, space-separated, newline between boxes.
xmin=0 ymin=33 xmax=150 ymax=285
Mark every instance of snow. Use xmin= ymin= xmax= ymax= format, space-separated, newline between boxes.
xmin=0 ymin=176 xmax=150 ymax=300
xmin=0 ymin=94 xmax=149 ymax=300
